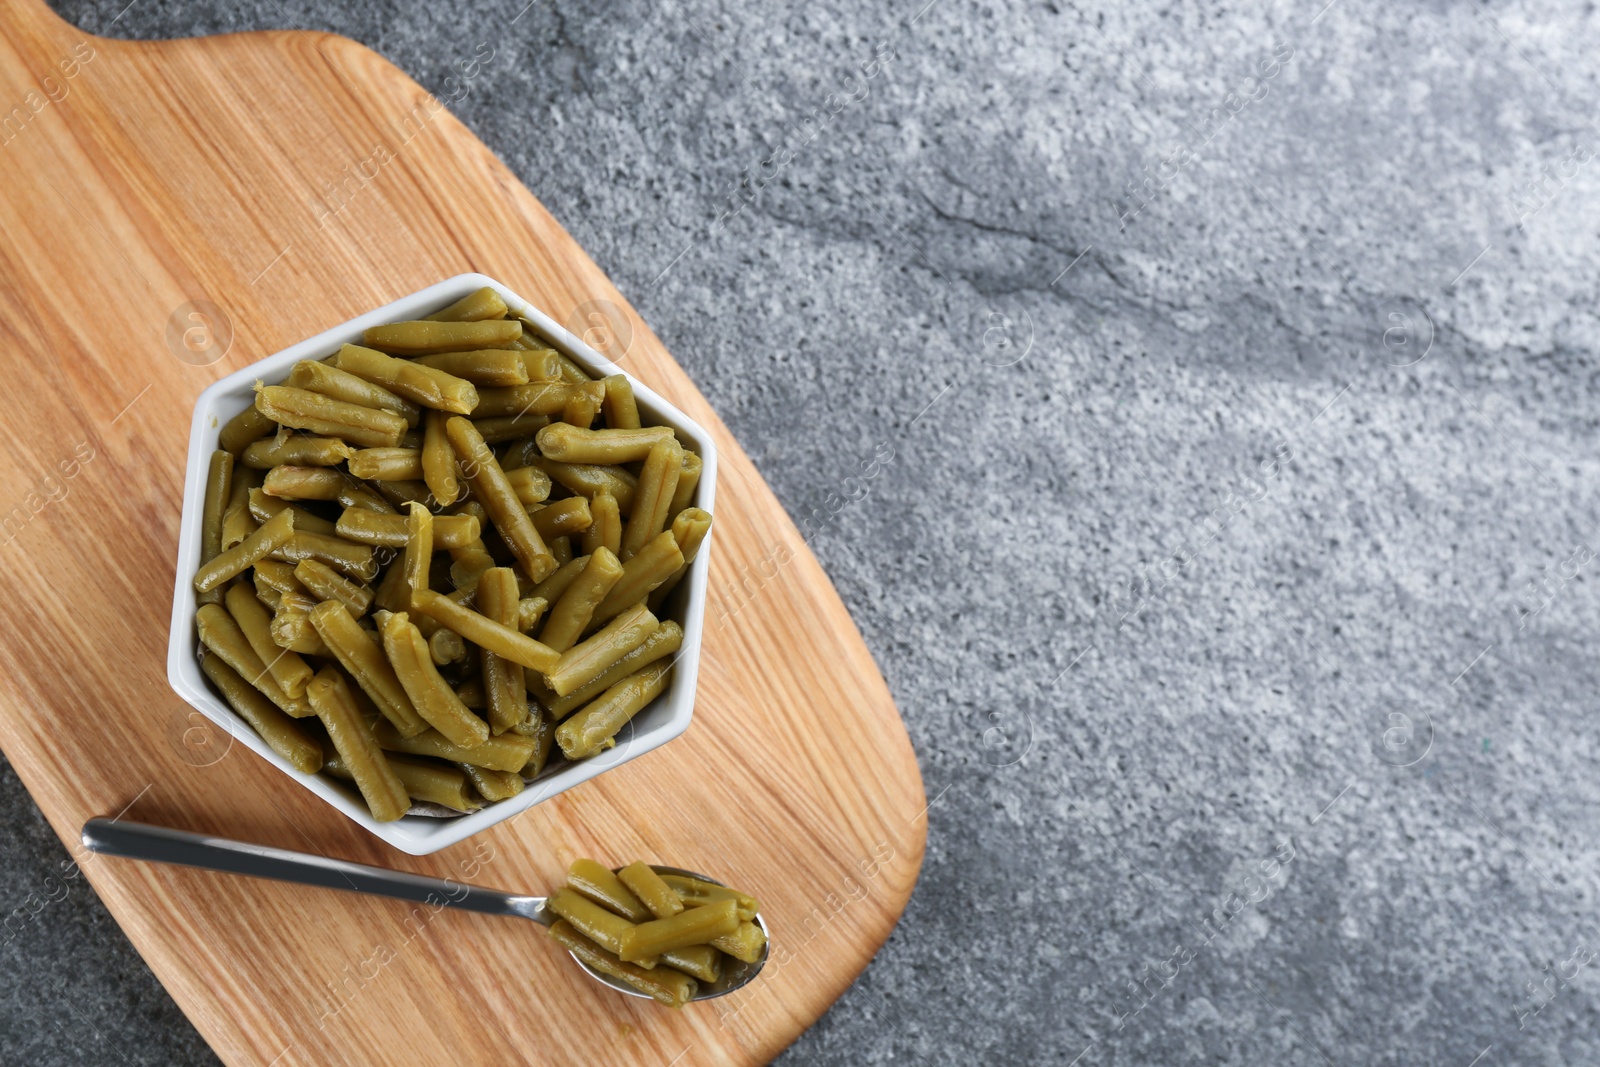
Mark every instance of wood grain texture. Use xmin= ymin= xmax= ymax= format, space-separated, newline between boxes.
xmin=0 ymin=3 xmax=925 ymax=1064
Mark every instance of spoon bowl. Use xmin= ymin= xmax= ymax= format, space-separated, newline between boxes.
xmin=565 ymin=864 xmax=770 ymax=1001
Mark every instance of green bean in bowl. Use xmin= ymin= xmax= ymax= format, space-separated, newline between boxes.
xmin=188 ymin=288 xmax=711 ymax=823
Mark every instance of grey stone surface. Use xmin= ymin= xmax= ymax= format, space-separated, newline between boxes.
xmin=9 ymin=0 xmax=1600 ymax=1062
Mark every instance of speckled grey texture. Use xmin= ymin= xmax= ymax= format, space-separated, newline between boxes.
xmin=10 ymin=0 xmax=1600 ymax=1063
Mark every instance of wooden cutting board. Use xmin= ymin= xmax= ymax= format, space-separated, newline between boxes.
xmin=0 ymin=4 xmax=926 ymax=1064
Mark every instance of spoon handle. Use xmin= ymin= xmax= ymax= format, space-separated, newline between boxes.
xmin=81 ymin=818 xmax=547 ymax=922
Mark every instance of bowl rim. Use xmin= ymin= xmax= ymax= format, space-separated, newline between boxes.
xmin=166 ymin=273 xmax=717 ymax=855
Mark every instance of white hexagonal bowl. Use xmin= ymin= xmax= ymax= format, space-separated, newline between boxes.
xmin=167 ymin=274 xmax=716 ymax=855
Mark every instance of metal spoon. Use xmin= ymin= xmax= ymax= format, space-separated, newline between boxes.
xmin=80 ymin=818 xmax=768 ymax=1001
